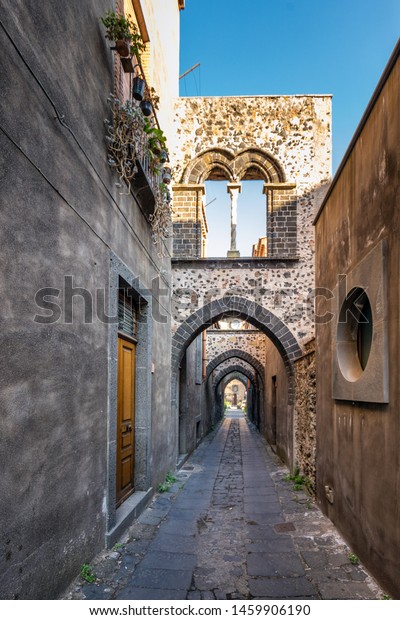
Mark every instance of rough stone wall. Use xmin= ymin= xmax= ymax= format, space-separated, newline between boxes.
xmin=269 ymin=187 xmax=297 ymax=257
xmin=172 ymin=185 xmax=203 ymax=257
xmin=294 ymin=342 xmax=316 ymax=492
xmin=172 ymin=259 xmax=316 ymax=348
xmin=206 ymin=331 xmax=266 ymax=366
xmin=263 ymin=338 xmax=292 ymax=466
xmin=173 ymin=96 xmax=331 ymax=186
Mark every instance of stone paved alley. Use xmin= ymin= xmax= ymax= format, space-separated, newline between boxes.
xmin=65 ymin=412 xmax=384 ymax=601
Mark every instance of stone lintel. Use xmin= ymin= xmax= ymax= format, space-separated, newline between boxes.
xmin=263 ymin=182 xmax=296 ymax=194
xmin=171 ymin=257 xmax=300 ymax=269
xmin=172 ymin=183 xmax=205 ymax=194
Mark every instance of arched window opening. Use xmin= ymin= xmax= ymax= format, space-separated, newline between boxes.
xmin=204 ymin=179 xmax=266 ymax=257
xmin=204 ymin=180 xmax=230 ymax=257
xmin=237 ymin=180 xmax=266 ymax=256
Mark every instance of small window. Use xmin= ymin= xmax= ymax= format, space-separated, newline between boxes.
xmin=118 ymin=288 xmax=137 ymax=339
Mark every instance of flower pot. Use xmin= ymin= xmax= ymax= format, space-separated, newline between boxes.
xmin=140 ymin=99 xmax=152 ymax=117
xmin=151 ymin=139 xmax=162 ymax=156
xmin=132 ymin=76 xmax=145 ymax=101
xmin=115 ymin=39 xmax=130 ymax=58
xmin=162 ymin=168 xmax=172 ymax=184
xmin=159 ymin=150 xmax=168 ymax=164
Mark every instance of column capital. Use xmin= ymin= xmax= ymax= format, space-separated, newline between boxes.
xmin=227 ymin=182 xmax=242 ymax=194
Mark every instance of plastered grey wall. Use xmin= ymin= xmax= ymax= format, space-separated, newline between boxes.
xmin=263 ymin=340 xmax=292 ymax=466
xmin=315 ymin=46 xmax=400 ymax=597
xmin=0 ymin=0 xmax=176 ymax=599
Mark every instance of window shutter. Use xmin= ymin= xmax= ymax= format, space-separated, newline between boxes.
xmin=118 ymin=289 xmax=137 ymax=338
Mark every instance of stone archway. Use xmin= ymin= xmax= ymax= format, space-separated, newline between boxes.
xmin=215 ymin=366 xmax=256 ymax=391
xmin=171 ymin=295 xmax=301 ymax=464
xmin=206 ymin=348 xmax=265 ymax=386
xmin=212 ymin=364 xmax=262 ymax=427
xmin=214 ymin=367 xmax=256 ymax=423
xmin=172 ymin=295 xmax=301 ymax=377
xmin=219 ymin=371 xmax=250 ymax=391
xmin=219 ymin=370 xmax=252 ymax=416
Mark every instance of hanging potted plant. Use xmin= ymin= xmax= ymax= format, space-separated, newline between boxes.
xmin=143 ymin=120 xmax=169 ymax=165
xmin=139 ymin=86 xmax=160 ymax=117
xmin=159 ymin=149 xmax=168 ymax=164
xmin=140 ymin=99 xmax=152 ymax=116
xmin=151 ymin=129 xmax=167 ymax=156
xmin=161 ymin=166 xmax=172 ymax=185
xmin=101 ymin=10 xmax=145 ymax=60
xmin=132 ymin=74 xmax=145 ymax=101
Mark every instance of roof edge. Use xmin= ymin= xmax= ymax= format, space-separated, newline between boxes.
xmin=176 ymin=94 xmax=332 ymax=100
xmin=314 ymin=38 xmax=400 ymax=226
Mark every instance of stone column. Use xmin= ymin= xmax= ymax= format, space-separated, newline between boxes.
xmin=227 ymin=182 xmax=241 ymax=258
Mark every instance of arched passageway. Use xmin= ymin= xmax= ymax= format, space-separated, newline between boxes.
xmin=172 ymin=295 xmax=302 ymax=468
xmin=207 ymin=353 xmax=264 ymax=429
xmin=206 ymin=348 xmax=265 ymax=385
xmin=214 ymin=369 xmax=261 ymax=427
xmin=221 ymin=373 xmax=248 ymax=410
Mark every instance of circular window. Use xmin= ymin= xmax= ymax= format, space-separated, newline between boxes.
xmin=337 ymin=287 xmax=373 ymax=382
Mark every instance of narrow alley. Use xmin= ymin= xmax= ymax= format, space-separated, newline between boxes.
xmin=65 ymin=413 xmax=382 ymax=601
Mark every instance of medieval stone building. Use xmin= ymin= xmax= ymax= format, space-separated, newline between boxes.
xmin=0 ymin=0 xmax=398 ymax=601
xmin=170 ymin=95 xmax=331 ymax=472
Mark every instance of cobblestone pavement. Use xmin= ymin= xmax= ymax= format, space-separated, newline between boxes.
xmin=64 ymin=412 xmax=385 ymax=600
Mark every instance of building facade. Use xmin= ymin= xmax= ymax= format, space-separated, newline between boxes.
xmin=171 ymin=95 xmax=331 ymax=469
xmin=314 ymin=41 xmax=400 ymax=597
xmin=0 ymin=0 xmax=183 ymax=599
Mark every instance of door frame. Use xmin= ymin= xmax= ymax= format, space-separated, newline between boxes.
xmin=116 ymin=334 xmax=136 ymax=507
xmin=106 ymin=253 xmax=153 ymax=540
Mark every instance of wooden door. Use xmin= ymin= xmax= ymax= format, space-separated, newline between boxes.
xmin=116 ymin=336 xmax=135 ymax=506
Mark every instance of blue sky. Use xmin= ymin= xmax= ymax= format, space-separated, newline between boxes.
xmin=179 ymin=0 xmax=399 ymax=256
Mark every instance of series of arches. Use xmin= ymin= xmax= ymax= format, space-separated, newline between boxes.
xmin=172 ymin=295 xmax=302 ymax=464
xmin=182 ymin=147 xmax=285 ymax=184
